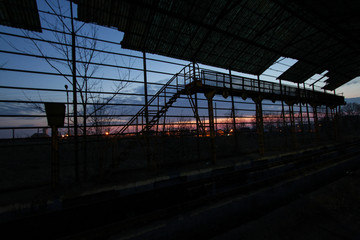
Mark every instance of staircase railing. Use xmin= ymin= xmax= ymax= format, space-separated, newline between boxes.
xmin=116 ymin=63 xmax=199 ymax=135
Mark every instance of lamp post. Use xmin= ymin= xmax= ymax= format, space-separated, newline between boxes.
xmin=65 ymin=84 xmax=70 ymax=136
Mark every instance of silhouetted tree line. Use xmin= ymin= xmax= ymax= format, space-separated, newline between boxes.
xmin=338 ymin=102 xmax=360 ymax=133
xmin=341 ymin=102 xmax=360 ymax=116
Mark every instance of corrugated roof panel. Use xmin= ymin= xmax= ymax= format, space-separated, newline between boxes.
xmin=0 ymin=0 xmax=41 ymax=32
xmin=278 ymin=61 xmax=324 ymax=83
xmin=75 ymin=0 xmax=360 ymax=89
xmin=324 ymin=69 xmax=360 ymax=90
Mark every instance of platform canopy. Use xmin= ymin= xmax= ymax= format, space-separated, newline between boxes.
xmin=74 ymin=0 xmax=360 ymax=90
xmin=0 ymin=0 xmax=41 ymax=32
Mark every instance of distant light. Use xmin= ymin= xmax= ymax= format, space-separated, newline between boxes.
xmin=61 ymin=134 xmax=65 ymax=138
xmin=105 ymin=131 xmax=109 ymax=136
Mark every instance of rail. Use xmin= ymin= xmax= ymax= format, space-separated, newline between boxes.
xmin=116 ymin=63 xmax=200 ymax=135
xmin=201 ymin=70 xmax=345 ymax=106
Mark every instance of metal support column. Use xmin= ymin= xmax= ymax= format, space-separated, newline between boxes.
xmin=325 ymin=106 xmax=329 ymax=120
xmin=279 ymin=79 xmax=288 ymax=147
xmin=205 ymin=90 xmax=216 ymax=164
xmin=193 ymin=62 xmax=201 ymax=160
xmin=214 ymin=102 xmax=218 ymax=131
xmin=288 ymin=103 xmax=297 ymax=149
xmin=254 ymin=96 xmax=265 ymax=156
xmin=229 ymin=69 xmax=238 ymax=151
xmin=297 ymin=83 xmax=304 ymax=141
xmin=136 ymin=117 xmax=138 ymax=135
xmin=70 ymin=1 xmax=79 ymax=181
xmin=65 ymin=84 xmax=70 ymax=136
xmin=143 ymin=52 xmax=149 ymax=127
xmin=312 ymin=104 xmax=320 ymax=140
xmin=303 ymin=83 xmax=312 ymax=134
xmin=143 ymin=52 xmax=151 ymax=167
xmin=331 ymin=106 xmax=340 ymax=141
xmin=163 ymin=88 xmax=167 ymax=133
xmin=156 ymin=95 xmax=159 ymax=135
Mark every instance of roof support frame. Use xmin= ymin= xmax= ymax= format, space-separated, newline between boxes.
xmin=251 ymin=8 xmax=291 ymax=41
xmin=226 ymin=3 xmax=284 ymax=74
xmin=190 ymin=0 xmax=239 ymax=61
xmin=120 ymin=0 xmax=346 ymax=74
xmin=271 ymin=0 xmax=360 ymax=53
xmin=178 ymin=1 xmax=217 ymax=60
xmin=153 ymin=7 xmax=175 ymax=51
xmin=138 ymin=0 xmax=159 ymax=50
xmin=75 ymin=0 xmax=360 ymax=89
xmin=166 ymin=1 xmax=198 ymax=56
xmin=205 ymin=1 xmax=249 ymax=66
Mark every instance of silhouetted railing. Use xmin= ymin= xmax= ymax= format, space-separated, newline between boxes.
xmin=201 ymin=70 xmax=345 ymax=106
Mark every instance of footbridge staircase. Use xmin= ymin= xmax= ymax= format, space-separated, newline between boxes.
xmin=116 ymin=64 xmax=345 ymax=136
xmin=116 ymin=64 xmax=205 ymax=136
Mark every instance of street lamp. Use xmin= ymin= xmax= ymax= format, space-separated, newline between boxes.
xmin=65 ymin=84 xmax=70 ymax=136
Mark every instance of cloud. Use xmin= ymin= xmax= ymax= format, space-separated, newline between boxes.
xmin=0 ymin=102 xmax=42 ymax=116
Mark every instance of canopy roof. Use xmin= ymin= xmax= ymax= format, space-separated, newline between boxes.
xmin=74 ymin=0 xmax=360 ymax=90
xmin=0 ymin=0 xmax=41 ymax=32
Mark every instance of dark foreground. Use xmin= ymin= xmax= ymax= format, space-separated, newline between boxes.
xmin=0 ymin=139 xmax=359 ymax=239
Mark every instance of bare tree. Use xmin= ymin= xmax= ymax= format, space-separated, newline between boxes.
xmin=176 ymin=113 xmax=193 ymax=133
xmin=263 ymin=111 xmax=281 ymax=132
xmin=341 ymin=102 xmax=360 ymax=116
xmin=3 ymin=0 xmax=132 ymax=135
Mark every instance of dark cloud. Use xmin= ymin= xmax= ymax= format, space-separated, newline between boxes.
xmin=0 ymin=102 xmax=42 ymax=116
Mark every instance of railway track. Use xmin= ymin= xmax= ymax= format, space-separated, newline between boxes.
xmin=1 ymin=140 xmax=360 ymax=239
